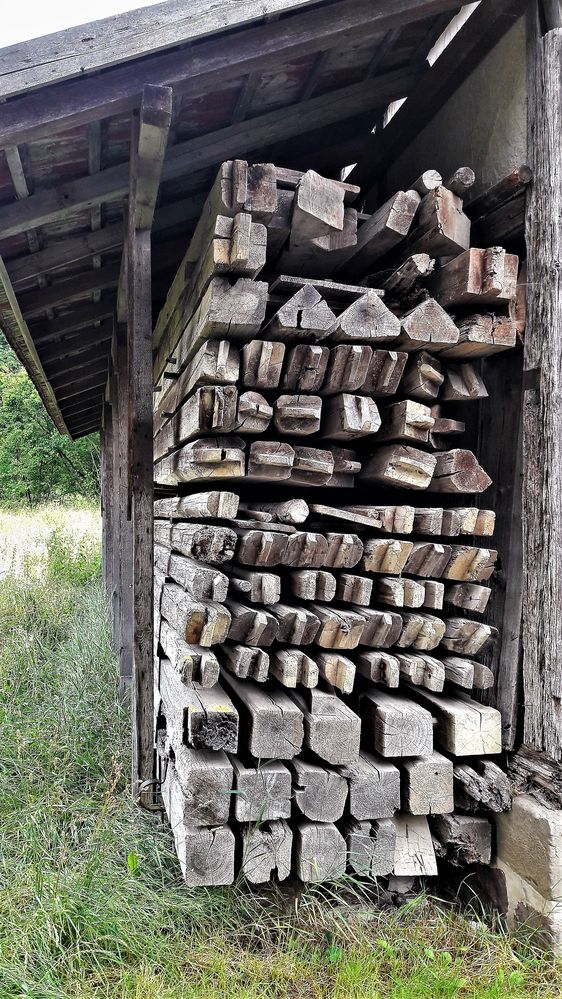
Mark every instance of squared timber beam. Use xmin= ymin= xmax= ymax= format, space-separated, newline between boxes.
xmin=125 ymin=84 xmax=172 ymax=796
xmin=522 ymin=6 xmax=562 ymax=760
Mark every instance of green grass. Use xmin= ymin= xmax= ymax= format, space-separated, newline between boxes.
xmin=0 ymin=505 xmax=561 ymax=998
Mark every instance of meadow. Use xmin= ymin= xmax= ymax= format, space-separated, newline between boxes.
xmin=0 ymin=503 xmax=560 ymax=998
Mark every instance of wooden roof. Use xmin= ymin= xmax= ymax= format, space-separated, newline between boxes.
xmin=0 ymin=0 xmax=519 ymax=438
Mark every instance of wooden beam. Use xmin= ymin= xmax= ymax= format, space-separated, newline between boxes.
xmin=348 ymin=0 xmax=526 ymax=193
xmin=59 ymin=387 xmax=106 ymax=411
xmin=6 ymin=194 xmax=207 ymax=287
xmin=522 ymin=10 xmax=562 ymax=760
xmin=477 ymin=350 xmax=523 ymax=749
xmin=55 ymin=374 xmax=108 ymax=401
xmin=70 ymin=413 xmax=102 ymax=434
xmin=127 ymin=86 xmax=172 ymax=795
xmin=65 ymin=395 xmax=103 ymax=432
xmin=37 ymin=320 xmax=114 ymax=364
xmin=132 ymin=86 xmax=173 ymax=230
xmin=0 ymin=255 xmax=69 ymax=434
xmin=0 ymin=0 xmax=458 ymax=146
xmin=19 ymin=262 xmax=120 ymax=317
xmin=72 ymin=424 xmax=102 ymax=438
xmin=31 ymin=301 xmax=116 ymax=344
xmin=0 ymin=68 xmax=419 ymax=240
xmin=0 ymin=0 xmax=326 ymax=99
xmin=50 ymin=357 xmax=109 ymax=389
xmin=6 ymin=223 xmax=124 ymax=288
xmin=43 ymin=342 xmax=112 ymax=376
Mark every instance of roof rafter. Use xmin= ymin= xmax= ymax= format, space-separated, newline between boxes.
xmin=38 ymin=320 xmax=114 ymax=364
xmin=0 ymin=67 xmax=421 ymax=240
xmin=0 ymin=255 xmax=69 ymax=434
xmin=19 ymin=262 xmax=120 ymax=317
xmin=31 ymin=301 xmax=116 ymax=344
xmin=348 ymin=0 xmax=526 ymax=192
xmin=0 ymin=0 xmax=322 ymax=99
xmin=0 ymin=0 xmax=458 ymax=148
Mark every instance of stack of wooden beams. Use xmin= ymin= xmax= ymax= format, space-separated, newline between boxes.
xmin=152 ymin=160 xmax=518 ymax=886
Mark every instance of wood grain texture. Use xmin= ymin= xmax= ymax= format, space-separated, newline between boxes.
xmin=522 ymin=14 xmax=562 ymax=758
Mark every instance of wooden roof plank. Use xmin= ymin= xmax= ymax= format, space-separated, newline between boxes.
xmin=0 ymin=0 xmax=322 ymax=99
xmin=0 ymin=0 xmax=458 ymax=145
xmin=38 ymin=320 xmax=114 ymax=364
xmin=347 ymin=0 xmax=526 ymax=192
xmin=50 ymin=356 xmax=109 ymax=388
xmin=72 ymin=423 xmax=101 ymax=438
xmin=54 ymin=372 xmax=109 ymax=401
xmin=43 ymin=341 xmax=112 ymax=376
xmin=19 ymin=262 xmax=120 ymax=317
xmin=0 ymin=254 xmax=69 ymax=434
xmin=31 ymin=301 xmax=116 ymax=344
xmin=7 ymin=223 xmax=124 ymax=287
xmin=6 ymin=189 xmax=201 ymax=287
xmin=0 ymin=67 xmax=420 ymax=240
xmin=59 ymin=390 xmax=106 ymax=415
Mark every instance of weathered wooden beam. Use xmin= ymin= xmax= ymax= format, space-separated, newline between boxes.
xmin=7 ymin=224 xmax=122 ymax=287
xmin=31 ymin=301 xmax=116 ymax=345
xmin=0 ymin=70 xmax=418 ymax=240
xmin=0 ymin=0 xmax=458 ymax=141
xmin=37 ymin=320 xmax=114 ymax=365
xmin=55 ymin=375 xmax=108 ymax=402
xmin=42 ymin=341 xmax=112 ymax=376
xmin=128 ymin=86 xmax=172 ymax=796
xmin=59 ymin=388 xmax=106 ymax=416
xmin=348 ymin=0 xmax=526 ymax=195
xmin=522 ymin=11 xmax=562 ymax=759
xmin=0 ymin=255 xmax=69 ymax=435
xmin=49 ymin=357 xmax=109 ymax=389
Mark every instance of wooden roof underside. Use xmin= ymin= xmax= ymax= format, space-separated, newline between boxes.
xmin=0 ymin=0 xmax=523 ymax=438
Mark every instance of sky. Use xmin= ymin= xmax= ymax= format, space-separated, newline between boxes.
xmin=2 ymin=0 xmax=161 ymax=47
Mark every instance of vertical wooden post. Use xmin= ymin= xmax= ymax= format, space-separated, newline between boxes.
xmin=476 ymin=352 xmax=523 ymax=749
xmin=100 ymin=418 xmax=108 ymax=591
xmin=128 ymin=222 xmax=154 ymax=790
xmin=125 ymin=85 xmax=172 ymax=795
xmin=522 ymin=6 xmax=562 ymax=759
xmin=101 ymin=399 xmax=114 ymax=597
xmin=115 ymin=322 xmax=134 ymax=694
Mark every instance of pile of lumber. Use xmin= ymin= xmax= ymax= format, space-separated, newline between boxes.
xmin=152 ymin=160 xmax=519 ymax=886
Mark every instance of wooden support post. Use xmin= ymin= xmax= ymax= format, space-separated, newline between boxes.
xmin=109 ymin=352 xmax=120 ymax=650
xmin=114 ymin=323 xmax=133 ymax=694
xmin=522 ymin=8 xmax=562 ymax=758
xmin=127 ymin=85 xmax=172 ymax=796
xmin=101 ymin=400 xmax=113 ymax=597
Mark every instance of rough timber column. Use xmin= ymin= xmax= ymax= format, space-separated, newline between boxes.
xmin=125 ymin=85 xmax=172 ymax=794
xmin=522 ymin=4 xmax=562 ymax=759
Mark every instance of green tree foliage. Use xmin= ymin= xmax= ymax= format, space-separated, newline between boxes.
xmin=0 ymin=334 xmax=99 ymax=503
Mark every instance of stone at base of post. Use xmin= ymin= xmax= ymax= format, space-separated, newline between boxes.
xmin=493 ymin=795 xmax=562 ymax=955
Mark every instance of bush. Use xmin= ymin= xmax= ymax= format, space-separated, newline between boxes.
xmin=44 ymin=527 xmax=102 ymax=584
